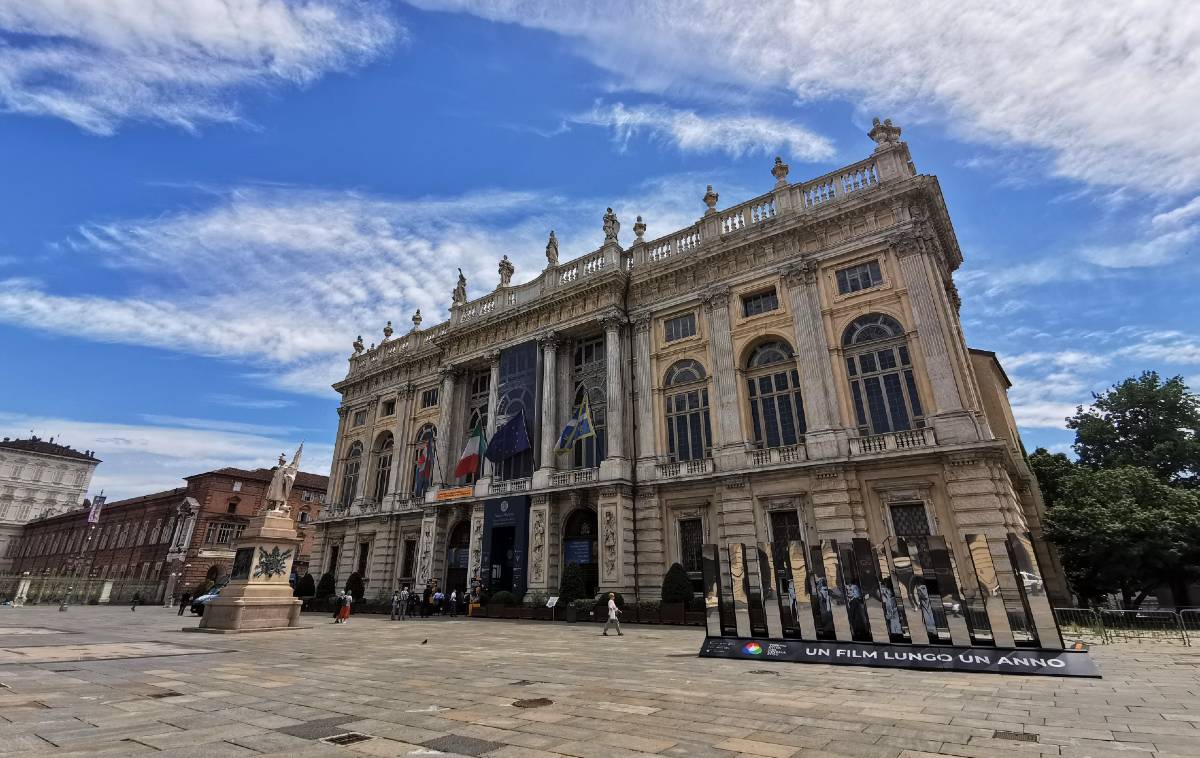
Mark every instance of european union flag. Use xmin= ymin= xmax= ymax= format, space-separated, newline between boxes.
xmin=485 ymin=409 xmax=531 ymax=463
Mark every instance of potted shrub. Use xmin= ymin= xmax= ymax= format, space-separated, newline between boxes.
xmin=661 ymin=562 xmax=693 ymax=624
xmin=490 ymin=591 xmax=518 ymax=618
xmin=315 ymin=572 xmax=335 ymax=599
xmin=559 ymin=563 xmax=586 ymax=622
xmin=572 ymin=598 xmax=594 ymax=623
xmin=344 ymin=572 xmax=365 ymax=603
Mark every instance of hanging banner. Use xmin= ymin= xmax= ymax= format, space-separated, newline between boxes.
xmin=435 ymin=486 xmax=474 ymax=501
xmin=87 ymin=494 xmax=106 ymax=524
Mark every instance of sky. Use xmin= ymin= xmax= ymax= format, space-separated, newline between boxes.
xmin=0 ymin=1 xmax=1197 ymax=500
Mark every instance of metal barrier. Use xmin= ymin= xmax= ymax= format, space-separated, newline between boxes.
xmin=1054 ymin=607 xmax=1106 ymax=643
xmin=1177 ymin=608 xmax=1200 ymax=634
xmin=1099 ymin=609 xmax=1190 ymax=646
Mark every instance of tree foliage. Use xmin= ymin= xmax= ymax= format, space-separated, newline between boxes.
xmin=1045 ymin=466 xmax=1200 ymax=607
xmin=1067 ymin=372 xmax=1200 ymax=487
xmin=1027 ymin=447 xmax=1076 ymax=509
xmin=660 ymin=562 xmax=694 ymax=604
xmin=558 ymin=562 xmax=587 ymax=605
xmin=344 ymin=572 xmax=365 ymax=602
xmin=294 ymin=573 xmax=316 ymax=598
xmin=315 ymin=572 xmax=335 ymax=598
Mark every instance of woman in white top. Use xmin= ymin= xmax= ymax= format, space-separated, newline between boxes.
xmin=602 ymin=592 xmax=623 ymax=636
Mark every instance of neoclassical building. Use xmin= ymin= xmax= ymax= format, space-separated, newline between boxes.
xmin=312 ymin=119 xmax=1070 ymax=608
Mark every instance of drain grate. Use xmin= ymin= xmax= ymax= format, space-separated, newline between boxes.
xmin=320 ymin=732 xmax=374 ymax=746
xmin=513 ymin=697 xmax=553 ymax=708
xmin=994 ymin=730 xmax=1038 ymax=743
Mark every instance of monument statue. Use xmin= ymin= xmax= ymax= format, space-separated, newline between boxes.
xmin=603 ymin=207 xmax=620 ymax=243
xmin=545 ymin=230 xmax=559 ymax=267
xmin=498 ymin=255 xmax=514 ymax=288
xmin=264 ymin=444 xmax=303 ymax=514
xmin=452 ymin=268 xmax=467 ymax=306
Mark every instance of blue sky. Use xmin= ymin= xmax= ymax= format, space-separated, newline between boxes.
xmin=1 ymin=1 xmax=1197 ymax=498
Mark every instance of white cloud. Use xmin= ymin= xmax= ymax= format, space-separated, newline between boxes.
xmin=411 ymin=0 xmax=1200 ymax=194
xmin=571 ymin=102 xmax=834 ymax=160
xmin=1151 ymin=196 xmax=1200 ymax=228
xmin=0 ymin=412 xmax=331 ymax=500
xmin=1009 ymin=400 xmax=1080 ymax=429
xmin=205 ymin=392 xmax=295 ymax=410
xmin=1081 ymin=226 xmax=1198 ymax=269
xmin=0 ymin=0 xmax=401 ymax=134
xmin=0 ymin=174 xmax=738 ymax=395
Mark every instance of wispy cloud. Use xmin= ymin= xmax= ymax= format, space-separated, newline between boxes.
xmin=0 ymin=411 xmax=331 ymax=500
xmin=571 ymin=102 xmax=835 ymax=160
xmin=0 ymin=174 xmax=742 ymax=395
xmin=205 ymin=393 xmax=295 ymax=410
xmin=0 ymin=0 xmax=401 ymax=134
xmin=413 ymin=0 xmax=1200 ymax=194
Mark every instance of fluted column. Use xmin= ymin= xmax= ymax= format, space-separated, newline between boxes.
xmin=782 ymin=262 xmax=846 ymax=458
xmin=602 ymin=316 xmax=626 ymax=461
xmin=387 ymin=384 xmax=415 ymax=496
xmin=702 ymin=287 xmax=742 ymax=460
xmin=893 ymin=235 xmax=978 ymax=443
xmin=632 ymin=315 xmax=654 ymax=463
xmin=538 ymin=333 xmax=559 ymax=470
xmin=481 ymin=351 xmax=502 ymax=479
xmin=434 ymin=366 xmax=460 ymax=486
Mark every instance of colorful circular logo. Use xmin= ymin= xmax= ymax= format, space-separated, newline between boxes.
xmin=742 ymin=642 xmax=763 ymax=655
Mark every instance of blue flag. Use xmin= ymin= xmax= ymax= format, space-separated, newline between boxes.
xmin=555 ymin=395 xmax=596 ymax=453
xmin=485 ymin=410 xmax=531 ymax=463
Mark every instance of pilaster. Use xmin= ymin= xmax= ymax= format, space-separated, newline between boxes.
xmin=631 ymin=315 xmax=655 ymax=472
xmin=781 ymin=261 xmax=848 ymax=459
xmin=633 ymin=485 xmax=665 ymax=599
xmin=597 ymin=485 xmax=634 ymax=596
xmin=702 ymin=287 xmax=743 ymax=467
xmin=534 ymin=332 xmax=559 ymax=487
xmin=527 ymin=494 xmax=551 ymax=591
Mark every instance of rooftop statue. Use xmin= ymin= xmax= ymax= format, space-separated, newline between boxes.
xmin=545 ymin=230 xmax=559 ymax=267
xmin=498 ymin=255 xmax=514 ymax=288
xmin=603 ymin=207 xmax=620 ymax=243
xmin=452 ymin=268 xmax=467 ymax=306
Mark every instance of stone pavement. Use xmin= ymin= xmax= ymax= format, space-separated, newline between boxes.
xmin=1 ymin=607 xmax=1197 ymax=757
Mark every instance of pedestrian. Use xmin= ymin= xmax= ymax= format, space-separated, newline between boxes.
xmin=399 ymin=585 xmax=411 ymax=620
xmin=602 ymin=592 xmax=623 ymax=636
xmin=433 ymin=588 xmax=444 ymax=615
xmin=337 ymin=591 xmax=352 ymax=623
xmin=390 ymin=589 xmax=402 ymax=620
xmin=332 ymin=591 xmax=343 ymax=623
xmin=422 ymin=583 xmax=433 ymax=617
xmin=131 ymin=592 xmax=141 ymax=612
xmin=177 ymin=592 xmax=192 ymax=616
xmin=448 ymin=589 xmax=458 ymax=617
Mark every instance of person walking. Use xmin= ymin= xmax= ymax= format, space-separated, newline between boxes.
xmin=433 ymin=587 xmax=445 ymax=616
xmin=398 ymin=586 xmax=411 ymax=620
xmin=448 ymin=589 xmax=458 ymax=617
xmin=131 ymin=592 xmax=141 ymax=612
xmin=422 ymin=583 xmax=433 ymax=617
xmin=602 ymin=592 xmax=623 ymax=636
xmin=390 ymin=589 xmax=402 ymax=621
xmin=177 ymin=592 xmax=192 ymax=616
xmin=336 ymin=591 xmax=352 ymax=623
xmin=332 ymin=591 xmax=343 ymax=623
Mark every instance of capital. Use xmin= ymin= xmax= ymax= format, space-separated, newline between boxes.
xmin=701 ymin=286 xmax=731 ymax=313
xmin=780 ymin=258 xmax=819 ymax=287
xmin=631 ymin=313 xmax=652 ymax=335
xmin=485 ymin=348 xmax=502 ymax=365
xmin=537 ymin=331 xmax=559 ymax=350
xmin=438 ymin=364 xmax=461 ymax=382
xmin=599 ymin=313 xmax=623 ymax=333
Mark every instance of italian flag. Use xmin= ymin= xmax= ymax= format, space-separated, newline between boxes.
xmin=454 ymin=421 xmax=487 ymax=478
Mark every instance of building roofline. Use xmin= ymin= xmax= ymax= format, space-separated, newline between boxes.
xmin=968 ymin=347 xmax=1012 ymax=388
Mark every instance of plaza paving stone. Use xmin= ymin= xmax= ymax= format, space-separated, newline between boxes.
xmin=0 ymin=607 xmax=1197 ymax=757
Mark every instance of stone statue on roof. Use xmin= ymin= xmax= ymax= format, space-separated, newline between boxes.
xmin=545 ymin=230 xmax=559 ymax=267
xmin=603 ymin=207 xmax=620 ymax=243
xmin=498 ymin=255 xmax=514 ymax=288
xmin=452 ymin=268 xmax=467 ymax=306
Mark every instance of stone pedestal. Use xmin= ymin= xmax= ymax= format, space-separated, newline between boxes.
xmin=186 ymin=509 xmax=307 ymax=634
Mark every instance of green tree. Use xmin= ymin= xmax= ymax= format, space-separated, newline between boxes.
xmin=315 ymin=572 xmax=335 ymax=598
xmin=1045 ymin=466 xmax=1200 ymax=607
xmin=558 ymin=562 xmax=586 ymax=605
xmin=344 ymin=572 xmax=365 ymax=602
xmin=1027 ymin=447 xmax=1076 ymax=509
xmin=1067 ymin=372 xmax=1200 ymax=487
xmin=660 ymin=563 xmax=694 ymax=604
xmin=294 ymin=573 xmax=316 ymax=598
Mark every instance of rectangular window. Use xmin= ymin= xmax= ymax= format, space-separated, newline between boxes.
xmin=352 ymin=409 xmax=368 ymax=426
xmin=836 ymin=260 xmax=884 ymax=294
xmin=401 ymin=538 xmax=417 ymax=579
xmin=679 ymin=519 xmax=704 ymax=574
xmin=381 ymin=399 xmax=396 ymax=416
xmin=664 ymin=312 xmax=697 ymax=342
xmin=741 ymin=287 xmax=779 ymax=317
xmin=420 ymin=388 xmax=439 ymax=408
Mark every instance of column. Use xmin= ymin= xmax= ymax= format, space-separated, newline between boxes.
xmin=601 ymin=316 xmax=626 ymax=461
xmin=631 ymin=315 xmax=655 ymax=471
xmin=481 ymin=352 xmax=501 ymax=480
xmin=434 ymin=366 xmax=460 ymax=487
xmin=781 ymin=263 xmax=847 ymax=458
xmin=387 ymin=384 xmax=416 ymax=497
xmin=893 ymin=237 xmax=979 ymax=443
xmin=702 ymin=288 xmax=743 ymax=466
xmin=537 ymin=332 xmax=559 ymax=472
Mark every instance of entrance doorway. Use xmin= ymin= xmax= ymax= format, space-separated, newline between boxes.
xmin=490 ymin=526 xmax=517 ymax=593
xmin=562 ymin=508 xmax=598 ymax=598
xmin=445 ymin=521 xmax=470 ymax=597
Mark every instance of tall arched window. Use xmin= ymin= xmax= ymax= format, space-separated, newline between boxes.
xmin=745 ymin=340 xmax=807 ymax=449
xmin=372 ymin=433 xmax=394 ymax=501
xmin=340 ymin=442 xmax=362 ymax=507
xmin=664 ymin=359 xmax=711 ymax=461
xmin=410 ymin=423 xmax=437 ymax=494
xmin=571 ymin=336 xmax=607 ymax=469
xmin=842 ymin=313 xmax=924 ymax=435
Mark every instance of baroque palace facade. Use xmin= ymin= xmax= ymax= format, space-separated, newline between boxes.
xmin=312 ymin=119 xmax=1070 ymax=608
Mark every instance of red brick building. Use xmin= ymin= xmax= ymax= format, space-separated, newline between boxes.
xmin=8 ymin=465 xmax=327 ymax=601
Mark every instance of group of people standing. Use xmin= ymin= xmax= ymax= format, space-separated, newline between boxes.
xmin=388 ymin=583 xmax=462 ymax=620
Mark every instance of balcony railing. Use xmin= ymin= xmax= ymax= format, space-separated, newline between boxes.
xmin=549 ymin=468 xmax=596 ymax=487
xmin=489 ymin=477 xmax=531 ymax=495
xmin=748 ymin=443 xmax=808 ymax=467
xmin=655 ymin=458 xmax=713 ymax=479
xmin=849 ymin=427 xmax=936 ymax=456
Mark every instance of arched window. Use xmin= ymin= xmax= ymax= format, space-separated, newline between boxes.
xmin=571 ymin=336 xmax=607 ymax=469
xmin=410 ymin=424 xmax=437 ymax=494
xmin=372 ymin=433 xmax=394 ymax=501
xmin=298 ymin=510 xmax=310 ymax=525
xmin=340 ymin=442 xmax=363 ymax=507
xmin=745 ymin=340 xmax=807 ymax=449
xmin=842 ymin=314 xmax=924 ymax=435
xmin=664 ymin=359 xmax=712 ymax=462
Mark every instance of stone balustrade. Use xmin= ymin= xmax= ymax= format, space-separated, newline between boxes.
xmin=849 ymin=427 xmax=936 ymax=456
xmin=654 ymin=458 xmax=714 ymax=480
xmin=747 ymin=443 xmax=808 ymax=467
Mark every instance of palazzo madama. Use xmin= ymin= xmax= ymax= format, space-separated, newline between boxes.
xmin=312 ymin=119 xmax=1071 ymax=608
